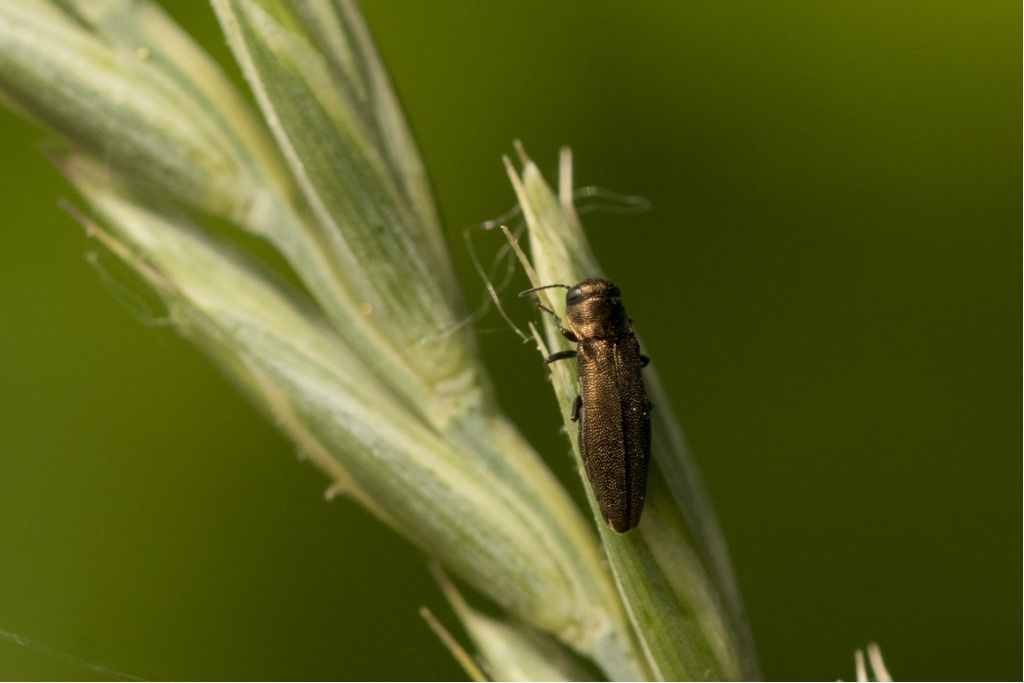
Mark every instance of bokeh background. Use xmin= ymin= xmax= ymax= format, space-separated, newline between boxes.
xmin=0 ymin=2 xmax=1019 ymax=680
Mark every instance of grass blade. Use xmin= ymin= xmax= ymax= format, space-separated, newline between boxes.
xmin=506 ymin=147 xmax=759 ymax=680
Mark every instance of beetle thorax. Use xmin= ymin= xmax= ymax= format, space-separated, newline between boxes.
xmin=565 ymin=278 xmax=631 ymax=340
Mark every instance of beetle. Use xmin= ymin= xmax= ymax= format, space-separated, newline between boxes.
xmin=521 ymin=277 xmax=652 ymax=532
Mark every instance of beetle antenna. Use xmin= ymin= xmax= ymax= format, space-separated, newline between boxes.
xmin=535 ymin=302 xmax=560 ymax=320
xmin=519 ymin=283 xmax=571 ymax=297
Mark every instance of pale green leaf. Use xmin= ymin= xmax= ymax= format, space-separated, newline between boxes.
xmin=212 ymin=0 xmax=482 ymax=430
xmin=58 ymin=0 xmax=291 ymax=193
xmin=432 ymin=565 xmax=594 ymax=682
xmin=0 ymin=0 xmax=255 ymax=221
xmin=506 ymin=147 xmax=759 ymax=680
xmin=59 ymin=152 xmax=641 ymax=681
xmin=289 ymin=0 xmax=461 ymax=306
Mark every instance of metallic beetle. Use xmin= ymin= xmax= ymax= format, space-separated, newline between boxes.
xmin=523 ymin=278 xmax=652 ymax=532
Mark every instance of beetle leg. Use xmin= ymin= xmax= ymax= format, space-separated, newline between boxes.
xmin=532 ymin=301 xmax=577 ymax=340
xmin=640 ymin=354 xmax=651 ymax=367
xmin=537 ymin=304 xmax=573 ymax=338
xmin=533 ymin=301 xmax=561 ymax=324
xmin=545 ymin=349 xmax=577 ymax=364
xmin=571 ymin=395 xmax=582 ymax=422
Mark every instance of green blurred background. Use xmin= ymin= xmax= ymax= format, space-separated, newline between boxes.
xmin=0 ymin=2 xmax=1019 ymax=680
